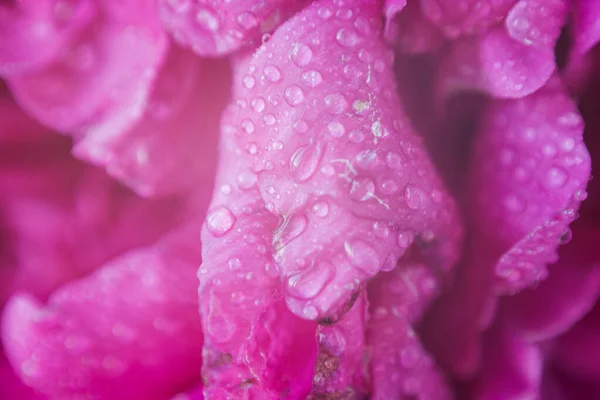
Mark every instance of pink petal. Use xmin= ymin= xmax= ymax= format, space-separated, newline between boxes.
xmin=367 ymin=262 xmax=451 ymax=399
xmin=214 ymin=0 xmax=462 ymax=323
xmin=0 ymin=0 xmax=96 ymax=75
xmin=309 ymin=293 xmax=368 ymax=398
xmin=468 ymin=76 xmax=591 ymax=292
xmin=571 ymin=0 xmax=600 ymax=55
xmin=502 ymin=223 xmax=600 ymax=341
xmin=0 ymin=355 xmax=43 ymax=400
xmin=158 ymin=0 xmax=306 ymax=57
xmin=73 ymin=46 xmax=230 ymax=197
xmin=419 ymin=0 xmax=518 ymax=37
xmin=7 ymin=2 xmax=167 ymax=134
xmin=437 ymin=0 xmax=565 ymax=99
xmin=473 ymin=323 xmax=543 ymax=400
xmin=1 ymin=223 xmax=204 ymax=399
xmin=387 ymin=0 xmax=445 ymax=54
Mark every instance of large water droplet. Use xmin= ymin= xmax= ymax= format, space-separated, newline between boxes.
xmin=404 ymin=184 xmax=425 ymax=210
xmin=336 ymin=28 xmax=359 ymax=47
xmin=206 ymin=206 xmax=236 ymax=237
xmin=274 ymin=213 xmax=308 ymax=251
xmin=344 ymin=240 xmax=380 ymax=275
xmin=286 ymin=262 xmax=334 ymax=299
xmin=264 ymin=65 xmax=282 ymax=82
xmin=544 ymin=166 xmax=568 ymax=189
xmin=237 ymin=11 xmax=258 ymax=30
xmin=290 ymin=141 xmax=324 ymax=182
xmin=251 ymin=97 xmax=265 ymax=112
xmin=327 ymin=121 xmax=345 ymax=137
xmin=240 ymin=119 xmax=255 ymax=134
xmin=312 ymin=201 xmax=330 ymax=217
xmin=196 ymin=8 xmax=220 ymax=32
xmin=324 ymin=93 xmax=349 ymax=114
xmin=301 ymin=70 xmax=323 ymax=87
xmin=291 ymin=42 xmax=313 ymax=67
xmin=237 ymin=171 xmax=258 ymax=189
xmin=243 ymin=75 xmax=255 ymax=89
xmin=284 ymin=85 xmax=305 ymax=106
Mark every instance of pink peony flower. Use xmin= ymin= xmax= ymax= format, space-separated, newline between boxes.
xmin=1 ymin=0 xmax=599 ymax=399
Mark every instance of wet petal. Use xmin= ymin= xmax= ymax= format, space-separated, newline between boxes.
xmin=216 ymin=0 xmax=462 ymax=324
xmin=8 ymin=2 xmax=167 ymax=134
xmin=0 ymin=0 xmax=96 ymax=75
xmin=309 ymin=293 xmax=368 ymax=398
xmin=1 ymin=224 xmax=204 ymax=399
xmin=158 ymin=0 xmax=306 ymax=56
xmin=387 ymin=0 xmax=445 ymax=54
xmin=419 ymin=0 xmax=518 ymax=37
xmin=367 ymin=262 xmax=451 ymax=399
xmin=468 ymin=76 xmax=591 ymax=292
xmin=73 ymin=46 xmax=230 ymax=197
xmin=437 ymin=0 xmax=565 ymax=99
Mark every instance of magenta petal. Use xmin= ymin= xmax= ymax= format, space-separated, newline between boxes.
xmin=217 ymin=0 xmax=462 ymax=322
xmin=469 ymin=76 xmax=591 ymax=292
xmin=0 ymin=0 xmax=96 ymax=75
xmin=571 ymin=0 xmax=600 ymax=55
xmin=367 ymin=262 xmax=451 ymax=399
xmin=502 ymin=223 xmax=600 ymax=341
xmin=73 ymin=46 xmax=230 ymax=197
xmin=473 ymin=323 xmax=543 ymax=400
xmin=1 ymin=224 xmax=204 ymax=399
xmin=158 ymin=0 xmax=305 ymax=57
xmin=387 ymin=0 xmax=445 ymax=54
xmin=419 ymin=0 xmax=517 ymax=37
xmin=310 ymin=293 xmax=367 ymax=398
xmin=8 ymin=5 xmax=167 ymax=134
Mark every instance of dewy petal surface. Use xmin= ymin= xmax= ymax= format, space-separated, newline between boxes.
xmin=0 ymin=0 xmax=96 ymax=75
xmin=437 ymin=0 xmax=566 ymax=99
xmin=1 ymin=223 xmax=204 ymax=400
xmin=367 ymin=262 xmax=451 ymax=400
xmin=158 ymin=0 xmax=306 ymax=56
xmin=7 ymin=0 xmax=167 ymax=134
xmin=73 ymin=46 xmax=231 ymax=197
xmin=214 ymin=0 xmax=462 ymax=324
xmin=468 ymin=76 xmax=591 ymax=292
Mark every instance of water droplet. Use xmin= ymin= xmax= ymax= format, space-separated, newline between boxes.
xmin=301 ymin=70 xmax=323 ymax=87
xmin=544 ymin=166 xmax=568 ymax=189
xmin=324 ymin=93 xmax=349 ymax=114
xmin=274 ymin=213 xmax=308 ymax=252
xmin=302 ymin=304 xmax=319 ymax=319
xmin=243 ymin=75 xmax=255 ymax=89
xmin=386 ymin=152 xmax=402 ymax=170
xmin=327 ymin=121 xmax=345 ymax=137
xmin=284 ymin=85 xmax=305 ymax=106
xmin=502 ymin=194 xmax=526 ymax=214
xmin=317 ymin=6 xmax=332 ymax=19
xmin=312 ymin=201 xmax=330 ymax=217
xmin=263 ymin=114 xmax=276 ymax=125
xmin=220 ymin=184 xmax=232 ymax=195
xmin=206 ymin=206 xmax=236 ymax=237
xmin=344 ymin=240 xmax=380 ymax=275
xmin=196 ymin=8 xmax=220 ymax=32
xmin=286 ymin=262 xmax=334 ymax=299
xmin=336 ymin=28 xmax=359 ymax=47
xmin=373 ymin=221 xmax=390 ymax=238
xmin=237 ymin=11 xmax=258 ymax=30
xmin=404 ymin=184 xmax=425 ymax=210
xmin=272 ymin=140 xmax=284 ymax=150
xmin=237 ymin=171 xmax=258 ymax=189
xmin=246 ymin=142 xmax=258 ymax=154
xmin=336 ymin=8 xmax=353 ymax=20
xmin=294 ymin=119 xmax=309 ymax=134
xmin=264 ymin=65 xmax=282 ymax=82
xmin=380 ymin=178 xmax=399 ymax=194
xmin=349 ymin=130 xmax=365 ymax=143
xmin=228 ymin=258 xmax=242 ymax=270
xmin=290 ymin=141 xmax=324 ymax=182
xmin=397 ymin=231 xmax=414 ymax=249
xmin=165 ymin=0 xmax=191 ymax=13
xmin=251 ymin=97 xmax=265 ymax=112
xmin=102 ymin=355 xmax=127 ymax=375
xmin=291 ymin=42 xmax=313 ymax=67
xmin=240 ymin=119 xmax=255 ymax=134
xmin=350 ymin=178 xmax=376 ymax=201
xmin=400 ymin=346 xmax=420 ymax=368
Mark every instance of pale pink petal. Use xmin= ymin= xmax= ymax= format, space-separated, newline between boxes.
xmin=437 ymin=0 xmax=565 ymax=99
xmin=309 ymin=293 xmax=368 ymax=398
xmin=0 ymin=0 xmax=96 ymax=75
xmin=1 ymin=223 xmax=204 ymax=399
xmin=215 ymin=0 xmax=462 ymax=323
xmin=468 ymin=76 xmax=591 ymax=292
xmin=367 ymin=262 xmax=451 ymax=399
xmin=419 ymin=0 xmax=518 ymax=37
xmin=73 ymin=46 xmax=230 ymax=197
xmin=502 ymin=223 xmax=600 ymax=341
xmin=7 ymin=3 xmax=167 ymax=134
xmin=473 ymin=323 xmax=543 ymax=400
xmin=158 ymin=0 xmax=307 ymax=57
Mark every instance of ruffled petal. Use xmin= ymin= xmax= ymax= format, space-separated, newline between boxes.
xmin=386 ymin=0 xmax=445 ymax=54
xmin=158 ymin=0 xmax=306 ymax=57
xmin=7 ymin=2 xmax=167 ymax=134
xmin=73 ymin=46 xmax=230 ymax=197
xmin=502 ymin=223 xmax=600 ymax=341
xmin=1 ymin=224 xmax=204 ymax=399
xmin=437 ymin=0 xmax=566 ymax=99
xmin=213 ymin=0 xmax=462 ymax=324
xmin=419 ymin=0 xmax=517 ymax=37
xmin=0 ymin=0 xmax=96 ymax=75
xmin=468 ymin=76 xmax=591 ymax=292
